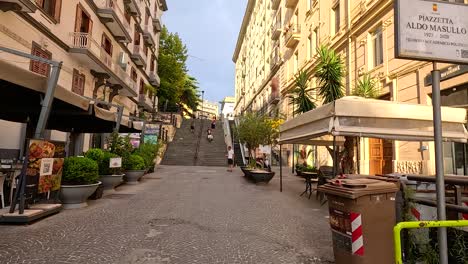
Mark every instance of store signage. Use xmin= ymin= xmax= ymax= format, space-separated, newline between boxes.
xmin=395 ymin=0 xmax=468 ymax=64
xmin=424 ymin=64 xmax=468 ymax=86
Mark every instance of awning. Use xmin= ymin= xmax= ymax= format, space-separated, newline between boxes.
xmin=0 ymin=59 xmax=89 ymax=110
xmin=279 ymin=96 xmax=468 ymax=144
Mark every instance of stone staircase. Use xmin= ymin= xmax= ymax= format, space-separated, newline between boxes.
xmin=196 ymin=121 xmax=227 ymax=166
xmin=161 ymin=119 xmax=227 ymax=166
xmin=161 ymin=119 xmax=201 ymax=166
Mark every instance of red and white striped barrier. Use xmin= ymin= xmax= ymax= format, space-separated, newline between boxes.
xmin=411 ymin=207 xmax=421 ymax=220
xmin=350 ymin=212 xmax=364 ymax=256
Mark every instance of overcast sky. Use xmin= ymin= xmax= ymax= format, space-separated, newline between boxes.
xmin=164 ymin=0 xmax=248 ymax=103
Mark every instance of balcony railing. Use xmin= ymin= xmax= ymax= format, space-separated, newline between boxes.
xmin=95 ymin=0 xmax=132 ymax=36
xmin=69 ymin=32 xmax=135 ymax=93
xmin=270 ymin=46 xmax=281 ymax=70
xmin=271 ymin=16 xmax=282 ymax=40
xmin=133 ymin=44 xmax=147 ymax=64
xmin=149 ymin=72 xmax=160 ymax=86
xmin=285 ymin=24 xmax=301 ymax=48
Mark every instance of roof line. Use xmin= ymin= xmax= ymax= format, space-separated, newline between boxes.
xmin=232 ymin=0 xmax=256 ymax=63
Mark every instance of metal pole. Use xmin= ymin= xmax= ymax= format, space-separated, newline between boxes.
xmin=114 ymin=106 xmax=123 ymax=132
xmin=140 ymin=120 xmax=146 ymax=144
xmin=279 ymin=144 xmax=283 ymax=192
xmin=333 ymin=136 xmax=337 ymax=176
xmin=431 ymin=62 xmax=448 ymax=264
xmin=34 ymin=63 xmax=63 ymax=138
xmin=292 ymin=102 xmax=295 ymax=173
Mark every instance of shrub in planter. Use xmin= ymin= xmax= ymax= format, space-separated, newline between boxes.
xmin=124 ymin=154 xmax=146 ymax=171
xmin=100 ymin=151 xmax=123 ymax=175
xmin=84 ymin=148 xmax=105 ymax=163
xmin=134 ymin=143 xmax=161 ymax=171
xmin=123 ymin=154 xmax=146 ymax=184
xmin=62 ymin=157 xmax=99 ymax=185
xmin=60 ymin=157 xmax=100 ymax=208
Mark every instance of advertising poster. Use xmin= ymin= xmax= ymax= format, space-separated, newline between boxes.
xmin=26 ymin=139 xmax=65 ymax=195
xmin=144 ymin=124 xmax=160 ymax=144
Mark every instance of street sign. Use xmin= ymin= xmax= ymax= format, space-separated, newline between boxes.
xmin=395 ymin=0 xmax=468 ymax=64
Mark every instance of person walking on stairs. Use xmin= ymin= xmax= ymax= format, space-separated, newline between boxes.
xmin=190 ymin=120 xmax=195 ymax=133
xmin=211 ymin=117 xmax=216 ymax=129
xmin=207 ymin=129 xmax=213 ymax=142
xmin=227 ymin=146 xmax=234 ymax=172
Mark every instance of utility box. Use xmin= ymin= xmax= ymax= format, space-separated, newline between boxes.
xmin=319 ymin=178 xmax=399 ymax=264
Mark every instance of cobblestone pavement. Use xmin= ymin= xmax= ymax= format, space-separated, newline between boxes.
xmin=0 ymin=166 xmax=334 ymax=264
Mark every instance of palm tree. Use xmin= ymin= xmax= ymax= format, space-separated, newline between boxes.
xmin=288 ymin=70 xmax=316 ymax=115
xmin=315 ymin=45 xmax=355 ymax=173
xmin=353 ymin=74 xmax=379 ymax=98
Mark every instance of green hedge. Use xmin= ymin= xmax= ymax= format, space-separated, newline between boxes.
xmin=63 ymin=157 xmax=99 ymax=185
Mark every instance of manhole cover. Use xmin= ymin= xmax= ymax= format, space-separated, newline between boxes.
xmin=104 ymin=194 xmax=135 ymax=199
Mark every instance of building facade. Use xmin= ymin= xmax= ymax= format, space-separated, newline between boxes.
xmin=197 ymin=100 xmax=219 ymax=120
xmin=233 ymin=0 xmax=468 ymax=175
xmin=220 ymin=96 xmax=235 ymax=119
xmin=0 ymin=0 xmax=167 ymax=157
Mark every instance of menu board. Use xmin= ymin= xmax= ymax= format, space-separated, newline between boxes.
xmin=26 ymin=139 xmax=65 ymax=195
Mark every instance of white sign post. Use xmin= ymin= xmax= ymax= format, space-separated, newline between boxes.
xmin=395 ymin=0 xmax=468 ymax=64
xmin=395 ymin=1 xmax=468 ymax=263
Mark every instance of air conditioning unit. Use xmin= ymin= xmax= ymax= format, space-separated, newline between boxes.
xmin=118 ymin=52 xmax=128 ymax=70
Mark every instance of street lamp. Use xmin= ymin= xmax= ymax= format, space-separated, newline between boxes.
xmin=201 ymin=90 xmax=204 ymax=119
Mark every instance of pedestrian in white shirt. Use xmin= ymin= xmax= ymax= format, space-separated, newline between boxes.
xmin=226 ymin=146 xmax=234 ymax=172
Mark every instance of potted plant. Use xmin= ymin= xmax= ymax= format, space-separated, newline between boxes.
xmin=84 ymin=148 xmax=105 ymax=199
xmin=98 ymin=151 xmax=125 ymax=190
xmin=123 ymin=154 xmax=146 ymax=184
xmin=134 ymin=142 xmax=161 ymax=173
xmin=60 ymin=157 xmax=100 ymax=209
xmin=236 ymin=113 xmax=281 ymax=183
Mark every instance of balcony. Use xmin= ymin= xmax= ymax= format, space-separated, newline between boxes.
xmin=0 ymin=0 xmax=36 ymax=12
xmin=285 ymin=0 xmax=299 ymax=8
xmin=142 ymin=23 xmax=155 ymax=47
xmin=95 ymin=0 xmax=132 ymax=43
xmin=270 ymin=46 xmax=281 ymax=71
xmin=152 ymin=17 xmax=162 ymax=32
xmin=138 ymin=94 xmax=154 ymax=111
xmin=149 ymin=72 xmax=160 ymax=87
xmin=272 ymin=0 xmax=280 ymax=10
xmin=269 ymin=91 xmax=280 ymax=105
xmin=271 ymin=17 xmax=282 ymax=40
xmin=285 ymin=24 xmax=300 ymax=48
xmin=68 ymin=32 xmax=137 ymax=97
xmin=131 ymin=44 xmax=147 ymax=67
xmin=123 ymin=0 xmax=141 ymax=17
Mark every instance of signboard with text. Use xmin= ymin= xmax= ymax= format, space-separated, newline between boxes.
xmin=395 ymin=0 xmax=468 ymax=64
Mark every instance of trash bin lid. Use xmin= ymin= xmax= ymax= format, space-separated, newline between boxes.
xmin=319 ymin=178 xmax=399 ymax=199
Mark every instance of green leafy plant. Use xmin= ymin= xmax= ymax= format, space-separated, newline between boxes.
xmin=288 ymin=70 xmax=316 ymax=116
xmin=352 ymin=74 xmax=379 ymax=98
xmin=62 ymin=157 xmax=99 ymax=185
xmin=107 ymin=132 xmax=133 ymax=158
xmin=134 ymin=142 xmax=161 ymax=171
xmin=236 ymin=113 xmax=280 ymax=169
xmin=84 ymin=148 xmax=105 ymax=163
xmin=99 ymin=152 xmax=123 ymax=175
xmin=124 ymin=154 xmax=146 ymax=171
xmin=316 ymin=45 xmax=345 ymax=104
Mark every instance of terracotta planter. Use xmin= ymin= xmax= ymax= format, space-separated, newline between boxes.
xmin=60 ymin=182 xmax=101 ymax=209
xmin=100 ymin=174 xmax=124 ymax=190
xmin=124 ymin=170 xmax=145 ymax=185
xmin=249 ymin=170 xmax=275 ymax=183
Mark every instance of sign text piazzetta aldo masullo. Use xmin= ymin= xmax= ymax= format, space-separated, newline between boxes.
xmin=396 ymin=0 xmax=468 ymax=64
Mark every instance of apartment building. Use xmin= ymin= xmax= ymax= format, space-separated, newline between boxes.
xmin=0 ymin=0 xmax=167 ymax=157
xmin=233 ymin=0 xmax=468 ymax=176
xmin=197 ymin=100 xmax=219 ymax=120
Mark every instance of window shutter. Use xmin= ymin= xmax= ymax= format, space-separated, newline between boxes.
xmin=88 ymin=18 xmax=93 ymax=35
xmin=78 ymin=74 xmax=85 ymax=96
xmin=72 ymin=69 xmax=80 ymax=94
xmin=54 ymin=0 xmax=62 ymax=22
xmin=30 ymin=45 xmax=51 ymax=76
xmin=74 ymin=4 xmax=82 ymax=32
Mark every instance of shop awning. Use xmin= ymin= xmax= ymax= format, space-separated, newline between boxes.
xmin=0 ymin=59 xmax=89 ymax=110
xmin=279 ymin=97 xmax=468 ymax=144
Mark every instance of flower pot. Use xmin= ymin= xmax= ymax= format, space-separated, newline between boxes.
xmin=124 ymin=170 xmax=145 ymax=185
xmin=240 ymin=166 xmax=254 ymax=177
xmin=249 ymin=170 xmax=275 ymax=183
xmin=100 ymin=174 xmax=124 ymax=190
xmin=60 ymin=182 xmax=101 ymax=209
xmin=89 ymin=182 xmax=104 ymax=200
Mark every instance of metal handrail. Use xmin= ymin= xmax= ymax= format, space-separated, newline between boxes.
xmin=193 ymin=119 xmax=204 ymax=165
xmin=234 ymin=118 xmax=246 ymax=164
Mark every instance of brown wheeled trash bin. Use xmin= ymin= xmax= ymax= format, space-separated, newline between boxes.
xmin=319 ymin=178 xmax=399 ymax=264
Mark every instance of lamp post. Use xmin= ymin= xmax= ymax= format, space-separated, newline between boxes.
xmin=201 ymin=90 xmax=205 ymax=119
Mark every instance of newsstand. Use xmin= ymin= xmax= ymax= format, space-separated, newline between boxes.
xmin=319 ymin=177 xmax=399 ymax=264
